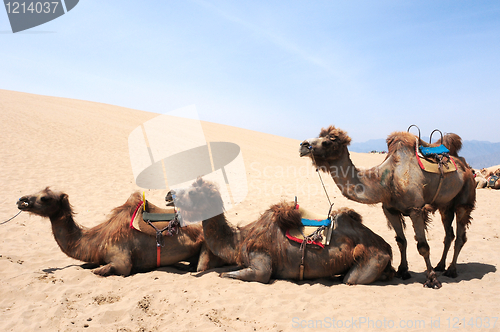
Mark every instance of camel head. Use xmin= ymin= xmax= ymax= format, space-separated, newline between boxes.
xmin=299 ymin=125 xmax=352 ymax=169
xmin=17 ymin=187 xmax=71 ymax=218
xmin=166 ymin=178 xmax=224 ymax=222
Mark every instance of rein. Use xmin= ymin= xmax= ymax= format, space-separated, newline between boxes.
xmin=309 ymin=150 xmax=332 ymax=207
xmin=144 ymin=212 xmax=181 ymax=268
xmin=1 ymin=210 xmax=22 ymax=225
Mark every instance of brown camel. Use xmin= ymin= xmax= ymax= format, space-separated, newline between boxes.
xmin=17 ymin=187 xmax=220 ymax=276
xmin=300 ymin=126 xmax=476 ymax=288
xmin=475 ymin=167 xmax=500 ymax=189
xmin=473 ymin=169 xmax=488 ymax=189
xmin=168 ymin=178 xmax=395 ymax=285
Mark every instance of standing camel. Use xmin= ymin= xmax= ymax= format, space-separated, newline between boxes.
xmin=17 ymin=187 xmax=220 ymax=276
xmin=168 ymin=178 xmax=395 ymax=285
xmin=300 ymin=126 xmax=476 ymax=288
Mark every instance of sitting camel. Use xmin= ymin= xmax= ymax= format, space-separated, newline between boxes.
xmin=300 ymin=126 xmax=476 ymax=288
xmin=475 ymin=167 xmax=500 ymax=189
xmin=17 ymin=187 xmax=221 ymax=276
xmin=168 ymin=178 xmax=395 ymax=285
xmin=473 ymin=169 xmax=488 ymax=189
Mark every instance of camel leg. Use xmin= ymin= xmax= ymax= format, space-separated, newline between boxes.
xmin=435 ymin=207 xmax=455 ymax=272
xmin=197 ymin=243 xmax=226 ymax=272
xmin=383 ymin=206 xmax=411 ymax=279
xmin=344 ymin=251 xmax=392 ymax=285
xmin=444 ymin=205 xmax=471 ymax=278
xmin=93 ymin=260 xmax=132 ymax=276
xmin=410 ymin=209 xmax=441 ymax=289
xmin=93 ymin=248 xmax=133 ymax=276
xmin=220 ymin=252 xmax=272 ymax=283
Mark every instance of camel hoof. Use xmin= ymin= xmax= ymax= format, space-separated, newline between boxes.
xmin=443 ymin=268 xmax=458 ymax=278
xmin=93 ymin=267 xmax=111 ymax=277
xmin=423 ymin=279 xmax=442 ymax=289
xmin=396 ymin=269 xmax=411 ymax=280
xmin=423 ymin=271 xmax=442 ymax=289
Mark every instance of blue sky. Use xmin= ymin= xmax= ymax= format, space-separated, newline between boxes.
xmin=2 ymin=1 xmax=499 ymax=143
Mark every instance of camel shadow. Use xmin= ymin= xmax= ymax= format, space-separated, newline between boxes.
xmin=192 ymin=265 xmax=242 ymax=278
xmin=384 ymin=262 xmax=496 ymax=287
xmin=155 ymin=263 xmax=195 ymax=275
xmin=196 ymin=262 xmax=497 ymax=287
xmin=42 ymin=262 xmax=196 ymax=276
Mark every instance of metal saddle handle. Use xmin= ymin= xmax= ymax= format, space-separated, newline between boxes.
xmin=429 ymin=129 xmax=444 ymax=145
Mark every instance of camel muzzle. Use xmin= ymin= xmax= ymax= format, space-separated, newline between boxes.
xmin=299 ymin=141 xmax=312 ymax=157
xmin=165 ymin=190 xmax=175 ymax=206
xmin=17 ymin=197 xmax=31 ymax=210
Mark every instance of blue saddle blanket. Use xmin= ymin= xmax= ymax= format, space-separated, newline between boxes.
xmin=419 ymin=144 xmax=449 ymax=156
xmin=301 ymin=218 xmax=331 ymax=227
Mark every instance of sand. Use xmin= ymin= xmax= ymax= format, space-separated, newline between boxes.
xmin=0 ymin=89 xmax=499 ymax=332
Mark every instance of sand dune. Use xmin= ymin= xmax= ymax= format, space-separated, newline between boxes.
xmin=1 ymin=89 xmax=499 ymax=331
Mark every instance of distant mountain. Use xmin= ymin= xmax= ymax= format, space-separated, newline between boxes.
xmin=350 ymin=138 xmax=500 ymax=169
xmin=459 ymin=141 xmax=500 ymax=169
xmin=350 ymin=139 xmax=387 ymax=154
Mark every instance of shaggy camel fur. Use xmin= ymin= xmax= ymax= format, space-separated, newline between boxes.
xmin=17 ymin=187 xmax=220 ymax=276
xmin=168 ymin=178 xmax=395 ymax=285
xmin=300 ymin=126 xmax=476 ymax=288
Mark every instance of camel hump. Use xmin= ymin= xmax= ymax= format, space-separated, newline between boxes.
xmin=440 ymin=133 xmax=462 ymax=156
xmin=386 ymin=131 xmax=463 ymax=156
xmin=386 ymin=131 xmax=416 ymax=154
xmin=126 ymin=192 xmax=143 ymax=205
xmin=336 ymin=207 xmax=363 ymax=224
xmin=270 ymin=201 xmax=302 ymax=231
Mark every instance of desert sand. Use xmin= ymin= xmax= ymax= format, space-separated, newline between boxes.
xmin=1 ymin=89 xmax=499 ymax=332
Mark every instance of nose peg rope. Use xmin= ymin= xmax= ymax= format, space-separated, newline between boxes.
xmin=309 ymin=150 xmax=332 ymax=207
xmin=1 ymin=210 xmax=22 ymax=225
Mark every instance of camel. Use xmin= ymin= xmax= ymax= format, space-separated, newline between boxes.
xmin=17 ymin=187 xmax=221 ymax=276
xmin=167 ymin=178 xmax=395 ymax=285
xmin=475 ymin=167 xmax=500 ymax=189
xmin=300 ymin=126 xmax=476 ymax=288
xmin=473 ymin=169 xmax=488 ymax=189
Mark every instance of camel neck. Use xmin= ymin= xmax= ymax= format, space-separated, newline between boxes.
xmin=49 ymin=211 xmax=87 ymax=261
xmin=326 ymin=147 xmax=391 ymax=204
xmin=202 ymin=214 xmax=239 ymax=264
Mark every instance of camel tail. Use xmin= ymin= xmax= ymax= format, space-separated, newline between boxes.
xmin=270 ymin=201 xmax=302 ymax=231
xmin=440 ymin=133 xmax=462 ymax=156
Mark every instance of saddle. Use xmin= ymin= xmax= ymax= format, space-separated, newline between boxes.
xmin=408 ymin=125 xmax=457 ymax=175
xmin=286 ymin=206 xmax=333 ymax=248
xmin=130 ymin=193 xmax=183 ymax=267
xmin=285 ymin=199 xmax=336 ymax=280
xmin=487 ymin=175 xmax=499 ymax=188
xmin=130 ymin=200 xmax=180 ymax=237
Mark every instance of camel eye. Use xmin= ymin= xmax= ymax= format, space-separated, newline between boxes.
xmin=40 ymin=196 xmax=52 ymax=203
xmin=322 ymin=140 xmax=333 ymax=147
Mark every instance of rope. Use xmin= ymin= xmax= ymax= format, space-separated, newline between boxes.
xmin=1 ymin=210 xmax=22 ymax=225
xmin=310 ymin=152 xmax=332 ymax=207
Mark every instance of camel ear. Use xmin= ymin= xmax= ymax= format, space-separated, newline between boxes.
xmin=335 ymin=130 xmax=351 ymax=146
xmin=325 ymin=127 xmax=351 ymax=147
xmin=59 ymin=193 xmax=71 ymax=211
